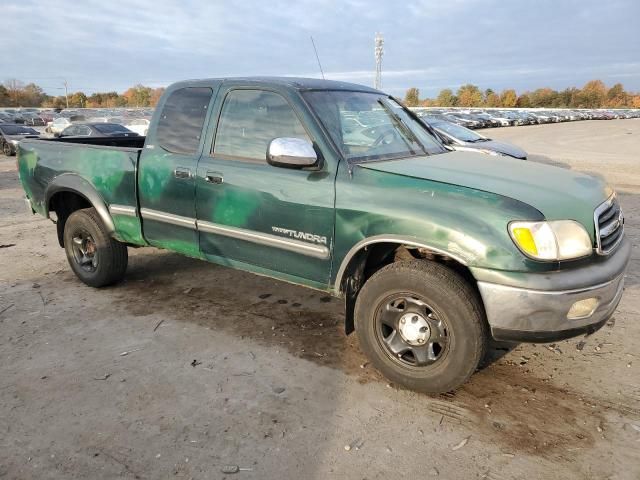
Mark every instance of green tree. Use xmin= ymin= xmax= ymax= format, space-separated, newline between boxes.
xmin=529 ymin=88 xmax=558 ymax=107
xmin=516 ymin=93 xmax=531 ymax=108
xmin=435 ymin=88 xmax=457 ymax=106
xmin=578 ymin=80 xmax=606 ymax=108
xmin=606 ymin=83 xmax=628 ymax=107
xmin=0 ymin=85 xmax=9 ymax=107
xmin=484 ymin=92 xmax=501 ymax=107
xmin=499 ymin=89 xmax=517 ymax=107
xmin=4 ymin=79 xmax=24 ymax=106
xmin=20 ymin=83 xmax=47 ymax=106
xmin=557 ymin=87 xmax=580 ymax=108
xmin=456 ymin=84 xmax=482 ymax=107
xmin=403 ymin=87 xmax=420 ymax=107
xmin=69 ymin=92 xmax=88 ymax=108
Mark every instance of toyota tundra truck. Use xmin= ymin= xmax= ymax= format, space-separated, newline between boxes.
xmin=17 ymin=78 xmax=630 ymax=393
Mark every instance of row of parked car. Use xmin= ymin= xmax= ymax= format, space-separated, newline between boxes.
xmin=414 ymin=108 xmax=640 ymax=129
xmin=0 ymin=107 xmax=153 ymax=136
xmin=1 ymin=106 xmax=638 ymax=159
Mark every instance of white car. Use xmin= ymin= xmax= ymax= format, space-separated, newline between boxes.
xmin=126 ymin=118 xmax=150 ymax=136
xmin=47 ymin=117 xmax=72 ymax=134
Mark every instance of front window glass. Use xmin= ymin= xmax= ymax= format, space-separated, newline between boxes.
xmin=213 ymin=89 xmax=310 ymax=163
xmin=303 ymin=91 xmax=445 ymax=162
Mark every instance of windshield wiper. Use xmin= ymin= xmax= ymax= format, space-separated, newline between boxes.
xmin=376 ymin=99 xmax=428 ymax=156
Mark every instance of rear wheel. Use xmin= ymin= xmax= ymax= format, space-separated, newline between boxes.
xmin=2 ymin=141 xmax=12 ymax=156
xmin=63 ymin=207 xmax=128 ymax=287
xmin=355 ymin=260 xmax=488 ymax=393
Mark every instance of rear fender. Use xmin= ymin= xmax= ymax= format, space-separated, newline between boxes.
xmin=45 ymin=173 xmax=115 ymax=234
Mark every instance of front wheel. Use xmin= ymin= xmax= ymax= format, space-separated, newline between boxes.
xmin=355 ymin=260 xmax=488 ymax=393
xmin=63 ymin=207 xmax=128 ymax=287
xmin=2 ymin=141 xmax=13 ymax=156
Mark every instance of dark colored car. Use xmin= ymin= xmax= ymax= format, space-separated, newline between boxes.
xmin=58 ymin=123 xmax=139 ymax=138
xmin=23 ymin=116 xmax=46 ymax=127
xmin=424 ymin=119 xmax=527 ymax=159
xmin=0 ymin=124 xmax=40 ymax=156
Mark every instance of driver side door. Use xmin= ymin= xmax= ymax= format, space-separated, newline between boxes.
xmin=195 ymin=87 xmax=336 ymax=287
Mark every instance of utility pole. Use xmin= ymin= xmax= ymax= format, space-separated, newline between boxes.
xmin=63 ymin=79 xmax=69 ymax=109
xmin=374 ymin=33 xmax=384 ymax=90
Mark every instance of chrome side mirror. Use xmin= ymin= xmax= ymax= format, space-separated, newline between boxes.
xmin=267 ymin=137 xmax=319 ymax=169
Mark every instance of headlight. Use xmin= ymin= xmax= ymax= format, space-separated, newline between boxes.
xmin=10 ymin=139 xmax=19 ymax=145
xmin=509 ymin=220 xmax=592 ymax=261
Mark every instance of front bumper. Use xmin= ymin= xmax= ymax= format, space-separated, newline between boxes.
xmin=473 ymin=237 xmax=631 ymax=343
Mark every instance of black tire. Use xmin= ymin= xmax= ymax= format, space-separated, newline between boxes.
xmin=2 ymin=141 xmax=13 ymax=156
xmin=354 ymin=260 xmax=488 ymax=394
xmin=63 ymin=207 xmax=128 ymax=287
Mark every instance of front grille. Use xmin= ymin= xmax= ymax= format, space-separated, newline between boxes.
xmin=594 ymin=195 xmax=624 ymax=254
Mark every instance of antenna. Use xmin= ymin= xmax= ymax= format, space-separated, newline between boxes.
xmin=374 ymin=33 xmax=384 ymax=89
xmin=310 ymin=36 xmax=325 ymax=80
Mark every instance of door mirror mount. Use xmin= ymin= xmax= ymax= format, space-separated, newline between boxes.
xmin=267 ymin=137 xmax=320 ymax=169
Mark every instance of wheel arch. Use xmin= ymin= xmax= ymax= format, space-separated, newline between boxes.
xmin=45 ymin=174 xmax=115 ymax=247
xmin=334 ymin=236 xmax=480 ymax=335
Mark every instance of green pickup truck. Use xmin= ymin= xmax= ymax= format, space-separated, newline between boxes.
xmin=17 ymin=78 xmax=630 ymax=393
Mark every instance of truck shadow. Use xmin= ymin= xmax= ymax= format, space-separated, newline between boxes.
xmin=99 ymin=250 xmax=629 ymax=458
xmin=114 ymin=250 xmax=515 ymax=382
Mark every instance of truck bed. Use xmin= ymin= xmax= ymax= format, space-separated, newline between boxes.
xmin=18 ymin=137 xmax=146 ymax=245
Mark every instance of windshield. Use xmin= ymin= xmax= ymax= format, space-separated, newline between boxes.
xmin=430 ymin=121 xmax=486 ymax=142
xmin=94 ymin=123 xmax=131 ymax=134
xmin=0 ymin=125 xmax=39 ymax=135
xmin=303 ymin=91 xmax=446 ymax=162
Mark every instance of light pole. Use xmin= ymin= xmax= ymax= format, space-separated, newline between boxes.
xmin=63 ymin=79 xmax=69 ymax=109
xmin=374 ymin=33 xmax=384 ymax=90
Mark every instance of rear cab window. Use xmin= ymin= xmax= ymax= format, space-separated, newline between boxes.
xmin=156 ymin=87 xmax=213 ymax=154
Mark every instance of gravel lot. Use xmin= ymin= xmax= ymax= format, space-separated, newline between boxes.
xmin=1 ymin=120 xmax=639 ymax=479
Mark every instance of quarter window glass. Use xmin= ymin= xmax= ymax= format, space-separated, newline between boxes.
xmin=214 ymin=90 xmax=309 ymax=162
xmin=156 ymin=87 xmax=213 ymax=155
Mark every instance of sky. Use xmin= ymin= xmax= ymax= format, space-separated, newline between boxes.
xmin=4 ymin=0 xmax=640 ymax=97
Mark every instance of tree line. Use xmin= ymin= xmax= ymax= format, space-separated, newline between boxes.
xmin=403 ymin=80 xmax=640 ymax=109
xmin=0 ymin=79 xmax=165 ymax=108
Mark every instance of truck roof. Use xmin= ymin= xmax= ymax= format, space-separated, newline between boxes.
xmin=169 ymin=76 xmax=382 ymax=93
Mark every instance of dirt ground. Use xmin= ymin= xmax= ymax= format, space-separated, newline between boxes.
xmin=1 ymin=120 xmax=639 ymax=479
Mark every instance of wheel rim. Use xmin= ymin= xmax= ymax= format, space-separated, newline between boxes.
xmin=375 ymin=294 xmax=449 ymax=367
xmin=70 ymin=231 xmax=98 ymax=273
xmin=3 ymin=143 xmax=10 ymax=155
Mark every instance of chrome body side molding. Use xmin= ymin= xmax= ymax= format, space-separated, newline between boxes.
xmin=109 ymin=204 xmax=138 ymax=217
xmin=140 ymin=208 xmax=196 ymax=229
xmin=198 ymin=220 xmax=330 ymax=259
xmin=139 ymin=208 xmax=330 ymax=259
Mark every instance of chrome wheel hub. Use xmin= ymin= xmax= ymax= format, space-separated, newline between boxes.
xmin=398 ymin=312 xmax=430 ymax=345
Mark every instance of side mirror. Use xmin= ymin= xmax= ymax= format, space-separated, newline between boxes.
xmin=267 ymin=137 xmax=319 ymax=169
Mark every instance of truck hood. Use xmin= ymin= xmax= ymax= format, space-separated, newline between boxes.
xmin=476 ymin=139 xmax=527 ymax=159
xmin=357 ymin=151 xmax=611 ymax=229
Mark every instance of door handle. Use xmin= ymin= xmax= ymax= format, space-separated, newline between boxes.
xmin=174 ymin=167 xmax=191 ymax=179
xmin=204 ymin=172 xmax=224 ymax=184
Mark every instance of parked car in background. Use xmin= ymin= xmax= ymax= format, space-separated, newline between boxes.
xmin=47 ymin=117 xmax=73 ymax=134
xmin=125 ymin=118 xmax=151 ymax=136
xmin=58 ymin=123 xmax=138 ymax=138
xmin=0 ymin=124 xmax=40 ymax=156
xmin=424 ymin=118 xmax=527 ymax=159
